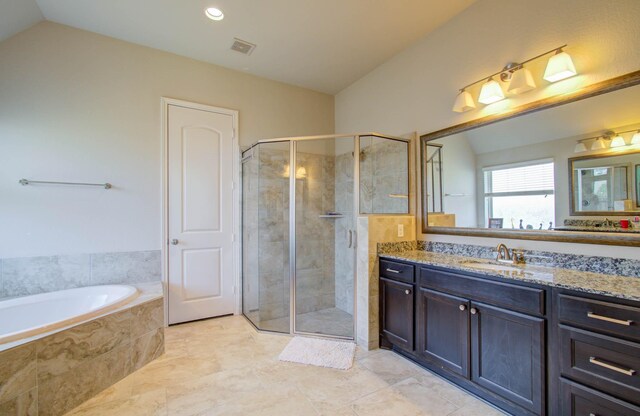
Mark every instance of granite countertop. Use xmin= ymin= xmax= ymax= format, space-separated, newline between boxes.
xmin=553 ymin=225 xmax=640 ymax=234
xmin=380 ymin=250 xmax=640 ymax=302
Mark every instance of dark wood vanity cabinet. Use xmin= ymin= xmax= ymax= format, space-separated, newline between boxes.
xmin=380 ymin=261 xmax=547 ymax=416
xmin=380 ymin=277 xmax=414 ymax=351
xmin=379 ymin=260 xmax=415 ymax=352
xmin=379 ymin=257 xmax=640 ymax=416
xmin=470 ymin=302 xmax=544 ymax=414
xmin=552 ymin=289 xmax=640 ymax=416
xmin=416 ymin=287 xmax=470 ymax=377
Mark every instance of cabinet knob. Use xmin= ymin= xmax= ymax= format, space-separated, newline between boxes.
xmin=405 ymin=289 xmax=411 ymax=295
xmin=170 ymin=239 xmax=179 ymax=245
xmin=459 ymin=304 xmax=466 ymax=311
xmin=470 ymin=308 xmax=477 ymax=315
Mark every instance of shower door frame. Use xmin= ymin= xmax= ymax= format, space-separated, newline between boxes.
xmin=242 ymin=132 xmax=411 ymax=341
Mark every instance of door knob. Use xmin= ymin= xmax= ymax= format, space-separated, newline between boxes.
xmin=405 ymin=289 xmax=411 ymax=295
xmin=470 ymin=308 xmax=477 ymax=315
xmin=459 ymin=304 xmax=467 ymax=311
xmin=170 ymin=239 xmax=179 ymax=245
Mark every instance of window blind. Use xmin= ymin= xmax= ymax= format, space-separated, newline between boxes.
xmin=484 ymin=161 xmax=555 ymax=194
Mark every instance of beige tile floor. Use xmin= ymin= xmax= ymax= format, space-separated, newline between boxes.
xmin=257 ymin=307 xmax=354 ymax=337
xmin=65 ymin=315 xmax=506 ymax=416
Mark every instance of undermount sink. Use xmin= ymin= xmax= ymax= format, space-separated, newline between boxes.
xmin=460 ymin=261 xmax=526 ymax=273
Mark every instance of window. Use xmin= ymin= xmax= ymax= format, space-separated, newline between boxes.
xmin=483 ymin=160 xmax=555 ymax=229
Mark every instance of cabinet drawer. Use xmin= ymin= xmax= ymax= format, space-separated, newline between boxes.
xmin=560 ymin=378 xmax=640 ymax=416
xmin=557 ymin=294 xmax=640 ymax=342
xmin=380 ymin=259 xmax=414 ymax=283
xmin=559 ymin=325 xmax=640 ymax=405
xmin=420 ymin=267 xmax=545 ymax=316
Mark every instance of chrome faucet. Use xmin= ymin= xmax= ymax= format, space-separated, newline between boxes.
xmin=495 ymin=243 xmax=525 ymax=264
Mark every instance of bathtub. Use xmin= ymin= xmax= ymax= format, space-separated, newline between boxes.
xmin=0 ymin=285 xmax=139 ymax=344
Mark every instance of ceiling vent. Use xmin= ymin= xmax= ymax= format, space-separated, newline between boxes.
xmin=231 ymin=38 xmax=256 ymax=55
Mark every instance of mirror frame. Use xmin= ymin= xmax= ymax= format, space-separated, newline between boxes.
xmin=420 ymin=69 xmax=640 ymax=247
xmin=569 ymin=149 xmax=640 ymax=216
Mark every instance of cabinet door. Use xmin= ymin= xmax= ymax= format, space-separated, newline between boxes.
xmin=471 ymin=302 xmax=545 ymax=415
xmin=380 ymin=277 xmax=414 ymax=351
xmin=417 ymin=288 xmax=470 ymax=378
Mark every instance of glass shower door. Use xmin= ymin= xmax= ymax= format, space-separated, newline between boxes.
xmin=242 ymin=142 xmax=290 ymax=333
xmin=293 ymin=137 xmax=355 ymax=338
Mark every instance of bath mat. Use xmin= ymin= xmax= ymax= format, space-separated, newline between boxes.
xmin=279 ymin=336 xmax=356 ymax=370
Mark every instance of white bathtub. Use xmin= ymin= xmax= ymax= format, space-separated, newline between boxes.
xmin=0 ymin=285 xmax=139 ymax=344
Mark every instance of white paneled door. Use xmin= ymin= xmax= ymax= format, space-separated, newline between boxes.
xmin=167 ymin=103 xmax=236 ymax=324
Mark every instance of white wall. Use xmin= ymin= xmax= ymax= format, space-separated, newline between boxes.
xmin=0 ymin=22 xmax=334 ymax=258
xmin=336 ymin=0 xmax=640 ymax=259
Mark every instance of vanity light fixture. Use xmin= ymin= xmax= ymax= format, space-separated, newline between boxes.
xmin=452 ymin=44 xmax=577 ymax=113
xmin=632 ymin=131 xmax=640 ymax=145
xmin=478 ymin=78 xmax=505 ymax=105
xmin=574 ymin=140 xmax=588 ymax=153
xmin=590 ymin=137 xmax=607 ymax=151
xmin=205 ymin=7 xmax=224 ymax=21
xmin=452 ymin=89 xmax=476 ymax=113
xmin=610 ymin=134 xmax=627 ymax=148
xmin=543 ymin=48 xmax=577 ymax=83
xmin=507 ymin=66 xmax=536 ymax=94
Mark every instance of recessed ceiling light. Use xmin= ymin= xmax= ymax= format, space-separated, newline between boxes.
xmin=205 ymin=7 xmax=224 ymax=21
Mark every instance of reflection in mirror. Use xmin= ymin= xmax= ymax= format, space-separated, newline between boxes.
xmin=359 ymin=136 xmax=409 ymax=214
xmin=570 ymin=151 xmax=640 ymax=215
xmin=424 ymin=143 xmax=443 ymax=214
xmin=423 ymin=80 xmax=640 ymax=233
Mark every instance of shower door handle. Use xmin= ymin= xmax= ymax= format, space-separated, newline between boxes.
xmin=348 ymin=230 xmax=353 ymax=248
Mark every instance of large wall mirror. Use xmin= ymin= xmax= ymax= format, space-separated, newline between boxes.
xmin=421 ymin=71 xmax=640 ymax=246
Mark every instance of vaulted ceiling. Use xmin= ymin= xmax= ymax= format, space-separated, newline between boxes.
xmin=0 ymin=0 xmax=475 ymax=93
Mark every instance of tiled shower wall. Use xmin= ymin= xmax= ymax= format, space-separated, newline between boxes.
xmin=243 ymin=138 xmax=410 ymax=325
xmin=334 ymin=138 xmax=410 ymax=314
xmin=0 ymin=250 xmax=161 ymax=299
xmin=243 ymin=147 xmax=337 ymax=323
xmin=359 ymin=137 xmax=409 ymax=214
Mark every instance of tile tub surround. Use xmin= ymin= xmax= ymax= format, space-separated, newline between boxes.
xmin=380 ymin=250 xmax=640 ymax=302
xmin=0 ymin=250 xmax=161 ymax=299
xmin=417 ymin=241 xmax=640 ymax=278
xmin=0 ymin=288 xmax=164 ymax=416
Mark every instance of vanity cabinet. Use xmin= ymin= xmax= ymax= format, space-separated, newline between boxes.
xmin=552 ymin=289 xmax=640 ymax=416
xmin=380 ymin=260 xmax=547 ymax=416
xmin=379 ymin=256 xmax=640 ymax=416
xmin=419 ymin=266 xmax=545 ymax=416
xmin=379 ymin=260 xmax=415 ymax=352
xmin=417 ymin=287 xmax=470 ymax=377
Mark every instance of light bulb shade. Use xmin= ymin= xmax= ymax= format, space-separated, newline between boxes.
xmin=478 ymin=78 xmax=505 ymax=104
xmin=452 ymin=90 xmax=476 ymax=112
xmin=574 ymin=142 xmax=587 ymax=153
xmin=544 ymin=51 xmax=577 ymax=82
xmin=507 ymin=67 xmax=536 ymax=94
xmin=631 ymin=132 xmax=640 ymax=145
xmin=610 ymin=135 xmax=626 ymax=148
xmin=590 ymin=138 xmax=606 ymax=150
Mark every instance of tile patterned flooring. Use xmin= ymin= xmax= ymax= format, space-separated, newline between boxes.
xmin=257 ymin=307 xmax=354 ymax=338
xmin=65 ymin=315 xmax=506 ymax=416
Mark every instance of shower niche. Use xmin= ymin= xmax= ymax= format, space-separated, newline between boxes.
xmin=241 ymin=134 xmax=409 ymax=339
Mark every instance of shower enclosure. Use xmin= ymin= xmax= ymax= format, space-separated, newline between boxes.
xmin=241 ymin=133 xmax=409 ymax=339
